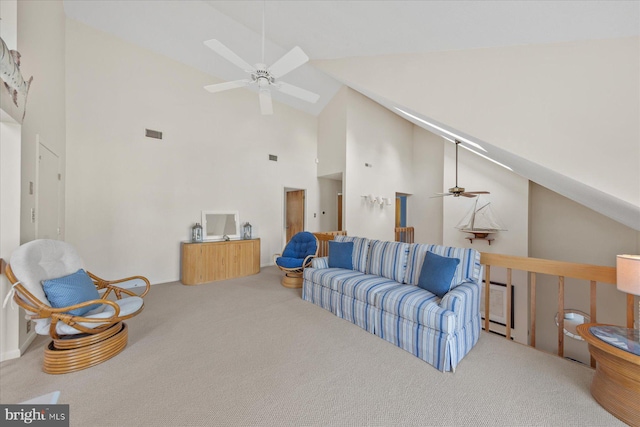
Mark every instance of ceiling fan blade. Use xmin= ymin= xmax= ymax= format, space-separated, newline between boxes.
xmin=204 ymin=39 xmax=254 ymax=72
xmin=268 ymin=46 xmax=309 ymax=78
xmin=460 ymin=193 xmax=478 ymax=198
xmin=204 ymin=79 xmax=251 ymax=93
xmin=259 ymin=89 xmax=273 ymax=115
xmin=276 ymin=81 xmax=320 ymax=104
xmin=465 ymin=191 xmax=491 ymax=195
xmin=430 ymin=194 xmax=453 ymax=198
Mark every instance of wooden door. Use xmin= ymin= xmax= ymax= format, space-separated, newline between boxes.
xmin=286 ymin=190 xmax=304 ymax=242
xmin=395 ymin=197 xmax=401 ymax=227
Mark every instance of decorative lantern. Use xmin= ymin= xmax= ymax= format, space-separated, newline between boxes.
xmin=191 ymin=222 xmax=203 ymax=242
xmin=242 ymin=222 xmax=252 ymax=240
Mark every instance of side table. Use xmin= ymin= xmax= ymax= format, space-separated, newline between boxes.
xmin=577 ymin=323 xmax=640 ymax=426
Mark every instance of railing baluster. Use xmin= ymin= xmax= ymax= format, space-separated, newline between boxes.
xmin=506 ymin=268 xmax=512 ymax=340
xmin=558 ymin=276 xmax=565 ymax=358
xmin=530 ymin=272 xmax=536 ymax=348
xmin=394 ymin=227 xmax=414 ymax=243
xmin=590 ymin=280 xmax=597 ymax=368
xmin=484 ymin=265 xmax=491 ymax=333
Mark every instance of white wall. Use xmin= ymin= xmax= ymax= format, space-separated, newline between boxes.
xmin=18 ymin=0 xmax=67 ymax=248
xmin=409 ymin=126 xmax=443 ymax=245
xmin=0 ymin=0 xmax=21 ymax=363
xmin=344 ymin=89 xmax=414 ymax=241
xmin=65 ymin=19 xmax=319 ymax=283
xmin=317 ymin=86 xmax=347 ymax=177
xmin=0 ymin=119 xmax=22 ymax=361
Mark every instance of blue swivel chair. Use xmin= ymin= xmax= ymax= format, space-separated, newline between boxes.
xmin=274 ymin=231 xmax=318 ymax=288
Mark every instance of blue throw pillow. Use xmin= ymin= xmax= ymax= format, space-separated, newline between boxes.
xmin=328 ymin=241 xmax=354 ymax=270
xmin=417 ymin=251 xmax=460 ymax=298
xmin=42 ymin=269 xmax=101 ymax=316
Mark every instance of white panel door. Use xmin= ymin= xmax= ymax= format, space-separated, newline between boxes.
xmin=37 ymin=142 xmax=61 ymax=239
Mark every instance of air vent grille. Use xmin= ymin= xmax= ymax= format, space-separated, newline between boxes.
xmin=145 ymin=129 xmax=163 ymax=139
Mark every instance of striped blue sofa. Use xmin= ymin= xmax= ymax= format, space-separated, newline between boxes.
xmin=302 ymin=236 xmax=482 ymax=372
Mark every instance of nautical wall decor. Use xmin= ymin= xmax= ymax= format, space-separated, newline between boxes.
xmin=0 ymin=36 xmax=33 ymax=121
xmin=456 ymin=197 xmax=507 ymax=244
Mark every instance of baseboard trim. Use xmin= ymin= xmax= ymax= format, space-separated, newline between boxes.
xmin=0 ymin=348 xmax=20 ymax=362
xmin=20 ymin=330 xmax=37 ymax=355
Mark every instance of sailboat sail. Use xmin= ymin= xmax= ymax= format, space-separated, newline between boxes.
xmin=456 ymin=198 xmax=507 ymax=233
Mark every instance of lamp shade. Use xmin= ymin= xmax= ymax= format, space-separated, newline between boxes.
xmin=617 ymin=254 xmax=640 ymax=296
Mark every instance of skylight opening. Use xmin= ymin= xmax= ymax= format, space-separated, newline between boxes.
xmin=458 ymin=144 xmax=513 ymax=171
xmin=394 ymin=107 xmax=487 ymax=152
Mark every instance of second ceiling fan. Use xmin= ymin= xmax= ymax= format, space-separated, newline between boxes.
xmin=203 ymin=3 xmax=319 ymax=115
xmin=433 ymin=140 xmax=490 ymax=198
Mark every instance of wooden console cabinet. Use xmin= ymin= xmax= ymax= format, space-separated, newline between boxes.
xmin=181 ymin=239 xmax=260 ymax=285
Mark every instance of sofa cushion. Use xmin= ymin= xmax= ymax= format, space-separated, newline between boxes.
xmin=417 ymin=251 xmax=460 ymax=298
xmin=335 ymin=236 xmax=370 ymax=273
xmin=311 ymin=257 xmax=329 ymax=269
xmin=303 ymin=268 xmax=363 ymax=289
xmin=336 ymin=274 xmax=401 ymax=305
xmin=365 ymin=240 xmax=409 ymax=283
xmin=328 ymin=241 xmax=354 ymax=270
xmin=403 ymin=244 xmax=481 ymax=288
xmin=282 ymin=231 xmax=317 ymax=258
xmin=376 ymin=284 xmax=456 ymax=333
xmin=55 ymin=296 xmax=143 ymax=335
xmin=275 ymin=256 xmax=305 ymax=269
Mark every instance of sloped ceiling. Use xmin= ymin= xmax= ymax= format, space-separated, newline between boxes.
xmin=64 ymin=0 xmax=639 ymax=116
xmin=63 ymin=1 xmax=640 ymax=230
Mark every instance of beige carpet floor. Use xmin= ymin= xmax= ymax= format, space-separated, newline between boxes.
xmin=0 ymin=266 xmax=623 ymax=426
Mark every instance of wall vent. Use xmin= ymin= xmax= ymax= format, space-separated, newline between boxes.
xmin=269 ymin=154 xmax=278 ymax=161
xmin=145 ymin=129 xmax=163 ymax=139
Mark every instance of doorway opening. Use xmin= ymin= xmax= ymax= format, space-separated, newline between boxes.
xmin=395 ymin=193 xmax=413 ymax=243
xmin=395 ymin=194 xmax=407 ymax=228
xmin=36 ymin=138 xmax=61 ymax=240
xmin=284 ymin=188 xmax=305 ymax=244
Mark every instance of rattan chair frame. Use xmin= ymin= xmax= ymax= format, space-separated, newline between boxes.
xmin=273 ymin=234 xmax=319 ymax=276
xmin=4 ymin=264 xmax=150 ymax=339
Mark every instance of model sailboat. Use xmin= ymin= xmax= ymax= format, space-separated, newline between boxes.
xmin=456 ymin=198 xmax=507 ymax=244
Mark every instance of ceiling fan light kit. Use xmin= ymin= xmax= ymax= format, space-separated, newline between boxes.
xmin=203 ymin=4 xmax=319 ymax=115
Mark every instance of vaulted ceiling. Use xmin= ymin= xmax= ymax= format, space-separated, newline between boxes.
xmin=63 ymin=1 xmax=640 ymax=230
xmin=64 ymin=0 xmax=639 ymax=116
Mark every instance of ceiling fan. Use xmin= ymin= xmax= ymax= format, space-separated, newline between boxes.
xmin=432 ymin=140 xmax=491 ymax=198
xmin=203 ymin=3 xmax=319 ymax=115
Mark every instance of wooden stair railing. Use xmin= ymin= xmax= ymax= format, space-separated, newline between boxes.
xmin=395 ymin=227 xmax=414 ymax=243
xmin=480 ymin=253 xmax=630 ymax=367
xmin=313 ymin=231 xmax=347 ymax=257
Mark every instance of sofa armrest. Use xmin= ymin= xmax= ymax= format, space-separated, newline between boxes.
xmin=439 ymin=280 xmax=481 ymax=329
xmin=311 ymin=257 xmax=329 ymax=269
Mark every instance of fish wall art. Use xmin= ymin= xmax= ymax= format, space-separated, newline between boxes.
xmin=0 ymin=35 xmax=33 ymax=120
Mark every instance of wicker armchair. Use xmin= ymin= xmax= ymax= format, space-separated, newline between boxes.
xmin=4 ymin=239 xmax=150 ymax=374
xmin=274 ymin=231 xmax=318 ymax=288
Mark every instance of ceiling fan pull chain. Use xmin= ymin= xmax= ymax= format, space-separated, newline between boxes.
xmin=455 ymin=140 xmax=459 ymax=187
xmin=262 ymin=0 xmax=265 ymax=64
